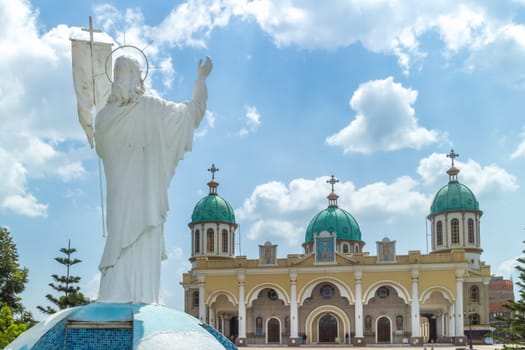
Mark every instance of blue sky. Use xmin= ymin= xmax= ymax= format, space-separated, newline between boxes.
xmin=1 ymin=0 xmax=525 ymax=319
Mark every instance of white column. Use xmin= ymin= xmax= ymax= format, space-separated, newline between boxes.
xmin=290 ymin=270 xmax=299 ymax=339
xmin=411 ymin=269 xmax=420 ymax=337
xmin=455 ymin=270 xmax=464 ymax=336
xmin=355 ymin=270 xmax=364 ymax=338
xmin=198 ymin=280 xmax=206 ymax=321
xmin=238 ymin=271 xmax=247 ymax=340
xmin=448 ymin=304 xmax=456 ymax=336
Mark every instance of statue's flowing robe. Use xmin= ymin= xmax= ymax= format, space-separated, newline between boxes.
xmin=94 ymin=79 xmax=207 ymax=304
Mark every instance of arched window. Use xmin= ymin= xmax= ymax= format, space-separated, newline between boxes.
xmin=194 ymin=229 xmax=200 ymax=253
xmin=222 ymin=229 xmax=228 ymax=253
xmin=470 ymin=286 xmax=479 ymax=303
xmin=451 ymin=219 xmax=460 ymax=244
xmin=354 ymin=244 xmax=360 ymax=253
xmin=207 ymin=228 xmax=214 ymax=252
xmin=468 ymin=218 xmax=475 ymax=244
xmin=342 ymin=244 xmax=349 ymax=253
xmin=255 ymin=316 xmax=263 ymax=336
xmin=192 ymin=291 xmax=199 ymax=307
xmin=436 ymin=221 xmax=443 ymax=246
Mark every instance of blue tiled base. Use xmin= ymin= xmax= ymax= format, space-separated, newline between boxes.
xmin=65 ymin=328 xmax=132 ymax=350
xmin=32 ymin=320 xmax=66 ymax=350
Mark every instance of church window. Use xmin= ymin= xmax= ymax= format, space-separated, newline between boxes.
xmin=451 ymin=219 xmax=460 ymax=244
xmin=376 ymin=286 xmax=389 ymax=298
xmin=192 ymin=291 xmax=199 ymax=307
xmin=222 ymin=229 xmax=228 ymax=253
xmin=320 ymin=284 xmax=335 ymax=299
xmin=354 ymin=243 xmax=359 ymax=253
xmin=436 ymin=221 xmax=443 ymax=246
xmin=255 ymin=316 xmax=263 ymax=336
xmin=268 ymin=289 xmax=278 ymax=300
xmin=342 ymin=244 xmax=349 ymax=253
xmin=468 ymin=218 xmax=475 ymax=244
xmin=207 ymin=228 xmax=215 ymax=252
xmin=194 ymin=229 xmax=200 ymax=253
xmin=470 ymin=286 xmax=479 ymax=303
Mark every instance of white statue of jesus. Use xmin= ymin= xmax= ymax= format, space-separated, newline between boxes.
xmin=94 ymin=55 xmax=212 ymax=304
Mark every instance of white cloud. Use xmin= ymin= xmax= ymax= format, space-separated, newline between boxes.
xmin=326 ymin=77 xmax=441 ymax=154
xmin=239 ymin=105 xmax=261 ymax=137
xmin=511 ymin=129 xmax=525 ymax=159
xmin=496 ymin=256 xmax=519 ymax=279
xmin=0 ymin=0 xmax=91 ymax=217
xmin=417 ymin=152 xmax=519 ymax=195
xmin=237 ymin=175 xmax=430 ymax=246
xmin=195 ymin=110 xmax=216 ymax=138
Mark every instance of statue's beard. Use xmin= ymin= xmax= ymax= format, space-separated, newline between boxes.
xmin=107 ymin=80 xmax=145 ymax=106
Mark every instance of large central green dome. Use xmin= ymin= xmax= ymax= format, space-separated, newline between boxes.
xmin=430 ymin=181 xmax=480 ymax=214
xmin=304 ymin=205 xmax=361 ymax=243
xmin=191 ymin=179 xmax=236 ymax=224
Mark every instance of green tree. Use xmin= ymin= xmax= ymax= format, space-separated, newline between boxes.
xmin=494 ymin=240 xmax=525 ymax=349
xmin=37 ymin=240 xmax=89 ymax=314
xmin=0 ymin=227 xmax=31 ymax=321
xmin=0 ymin=306 xmax=27 ymax=348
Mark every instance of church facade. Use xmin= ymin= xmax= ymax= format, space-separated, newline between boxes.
xmin=182 ymin=153 xmax=492 ymax=347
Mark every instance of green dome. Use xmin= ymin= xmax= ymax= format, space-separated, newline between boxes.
xmin=430 ymin=181 xmax=480 ymax=214
xmin=191 ymin=193 xmax=236 ymax=224
xmin=305 ymin=206 xmax=362 ymax=243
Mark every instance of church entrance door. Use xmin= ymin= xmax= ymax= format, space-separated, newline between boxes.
xmin=267 ymin=318 xmax=280 ymax=343
xmin=377 ymin=317 xmax=391 ymax=343
xmin=319 ymin=314 xmax=338 ymax=343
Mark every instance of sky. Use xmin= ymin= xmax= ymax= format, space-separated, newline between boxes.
xmin=1 ymin=0 xmax=525 ymax=320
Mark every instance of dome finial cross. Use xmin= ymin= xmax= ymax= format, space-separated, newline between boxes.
xmin=208 ymin=163 xmax=219 ymax=180
xmin=327 ymin=175 xmax=339 ymax=193
xmin=447 ymin=149 xmax=459 ymax=168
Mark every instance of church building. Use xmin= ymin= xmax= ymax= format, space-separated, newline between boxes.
xmin=182 ymin=151 xmax=492 ymax=346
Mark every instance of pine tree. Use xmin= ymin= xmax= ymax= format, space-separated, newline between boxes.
xmin=0 ymin=227 xmax=31 ymax=322
xmin=37 ymin=240 xmax=89 ymax=314
xmin=494 ymin=240 xmax=525 ymax=349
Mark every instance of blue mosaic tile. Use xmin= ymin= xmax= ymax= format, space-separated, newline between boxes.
xmin=200 ymin=323 xmax=238 ymax=350
xmin=32 ymin=319 xmax=66 ymax=350
xmin=65 ymin=328 xmax=132 ymax=350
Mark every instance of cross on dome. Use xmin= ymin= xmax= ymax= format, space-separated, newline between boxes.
xmin=326 ymin=175 xmax=340 ymax=208
xmin=447 ymin=149 xmax=459 ymax=168
xmin=207 ymin=164 xmax=220 ymax=195
xmin=208 ymin=163 xmax=219 ymax=180
xmin=446 ymin=149 xmax=460 ymax=182
xmin=327 ymin=175 xmax=339 ymax=193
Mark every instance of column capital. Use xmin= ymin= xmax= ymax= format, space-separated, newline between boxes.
xmin=289 ymin=269 xmax=298 ymax=282
xmin=354 ymin=270 xmax=362 ymax=280
xmin=237 ymin=269 xmax=246 ymax=282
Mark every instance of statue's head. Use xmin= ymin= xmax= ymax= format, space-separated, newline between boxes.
xmin=107 ymin=55 xmax=145 ymax=105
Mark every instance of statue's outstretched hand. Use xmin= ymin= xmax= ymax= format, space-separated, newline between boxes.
xmin=198 ymin=56 xmax=213 ymax=80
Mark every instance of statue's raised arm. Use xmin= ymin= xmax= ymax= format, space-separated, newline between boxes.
xmin=198 ymin=56 xmax=213 ymax=80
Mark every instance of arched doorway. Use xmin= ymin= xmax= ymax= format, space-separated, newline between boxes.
xmin=377 ymin=316 xmax=391 ymax=343
xmin=229 ymin=316 xmax=238 ymax=341
xmin=319 ymin=314 xmax=338 ymax=343
xmin=267 ymin=318 xmax=280 ymax=344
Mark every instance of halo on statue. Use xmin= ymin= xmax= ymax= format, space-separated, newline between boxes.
xmin=105 ymin=44 xmax=150 ymax=83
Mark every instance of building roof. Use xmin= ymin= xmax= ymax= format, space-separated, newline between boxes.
xmin=190 ymin=165 xmax=236 ymax=225
xmin=191 ymin=181 xmax=236 ymax=224
xmin=304 ymin=177 xmax=362 ymax=243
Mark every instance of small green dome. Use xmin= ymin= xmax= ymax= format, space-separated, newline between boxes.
xmin=191 ymin=193 xmax=236 ymax=224
xmin=305 ymin=206 xmax=361 ymax=243
xmin=430 ymin=181 xmax=480 ymax=214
